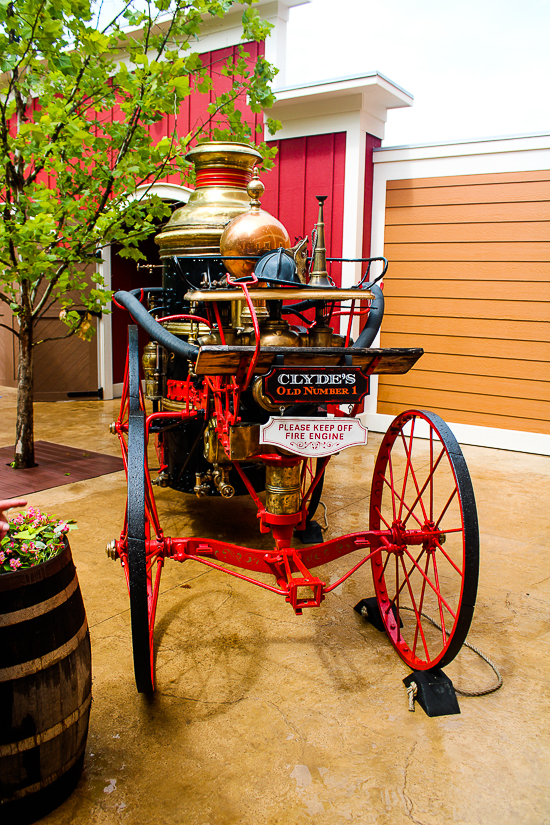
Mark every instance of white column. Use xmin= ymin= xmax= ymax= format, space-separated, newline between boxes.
xmin=97 ymin=246 xmax=114 ymax=400
xmin=263 ymin=2 xmax=290 ymax=87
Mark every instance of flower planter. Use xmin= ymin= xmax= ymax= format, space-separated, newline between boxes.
xmin=0 ymin=539 xmax=92 ymax=824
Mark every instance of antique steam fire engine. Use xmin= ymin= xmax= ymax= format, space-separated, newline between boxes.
xmin=109 ymin=142 xmax=479 ymax=694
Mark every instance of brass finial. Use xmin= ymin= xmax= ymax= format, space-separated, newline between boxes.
xmin=309 ymin=195 xmax=331 ymax=287
xmin=246 ymin=168 xmax=265 ymax=208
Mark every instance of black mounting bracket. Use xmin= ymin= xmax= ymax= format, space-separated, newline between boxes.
xmin=353 ymin=596 xmax=403 ymax=632
xmin=403 ymin=669 xmax=460 ymax=717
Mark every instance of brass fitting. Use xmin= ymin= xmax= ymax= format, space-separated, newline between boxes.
xmin=194 ymin=471 xmax=213 ymax=497
xmin=212 ymin=464 xmax=235 ymax=498
xmin=142 ymin=340 xmax=160 ymax=400
xmin=105 ymin=539 xmax=118 ymax=560
xmin=265 ymin=462 xmax=301 ymax=515
xmin=109 ymin=422 xmax=117 ymax=435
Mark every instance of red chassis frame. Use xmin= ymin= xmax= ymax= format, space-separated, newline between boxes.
xmin=110 ymin=279 xmax=478 ymax=692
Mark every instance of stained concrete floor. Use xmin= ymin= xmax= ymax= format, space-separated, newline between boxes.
xmin=1 ymin=385 xmax=550 ymax=825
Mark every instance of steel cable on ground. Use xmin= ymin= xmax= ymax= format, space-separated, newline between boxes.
xmin=400 ymin=606 xmax=503 ymax=696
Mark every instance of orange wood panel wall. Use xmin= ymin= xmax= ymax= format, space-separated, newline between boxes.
xmin=379 ymin=170 xmax=550 ymax=435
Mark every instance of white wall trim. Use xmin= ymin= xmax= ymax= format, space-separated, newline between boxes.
xmin=360 ymin=412 xmax=550 ymax=457
xmin=96 ymin=246 xmax=113 ymax=401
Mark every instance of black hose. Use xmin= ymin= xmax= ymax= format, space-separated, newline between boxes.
xmin=114 ymin=290 xmax=199 ymax=360
xmin=352 ymin=284 xmax=384 ymax=349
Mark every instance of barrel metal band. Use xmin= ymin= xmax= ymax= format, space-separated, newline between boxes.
xmin=1 ymin=739 xmax=87 ymax=801
xmin=0 ymin=618 xmax=89 ymax=682
xmin=0 ymin=574 xmax=79 ymax=627
xmin=0 ymin=692 xmax=92 ymax=757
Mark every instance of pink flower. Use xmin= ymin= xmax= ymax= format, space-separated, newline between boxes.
xmin=0 ymin=552 xmax=5 ymax=563
xmin=9 ymin=558 xmax=21 ymax=570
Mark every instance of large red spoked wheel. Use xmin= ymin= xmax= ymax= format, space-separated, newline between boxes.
xmin=119 ymin=326 xmax=164 ymax=693
xmin=369 ymin=410 xmax=479 ymax=670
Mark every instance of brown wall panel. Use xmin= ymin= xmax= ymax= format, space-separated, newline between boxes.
xmin=386 ymin=202 xmax=549 ymax=225
xmin=400 ymin=351 xmax=548 ymax=381
xmin=384 ymin=279 xmax=550 ymax=302
xmin=386 ymin=181 xmax=550 ymax=208
xmin=381 ymin=315 xmax=549 ymax=341
xmin=377 ymin=399 xmax=550 ymax=436
xmin=385 ymin=296 xmax=549 ymax=322
xmin=385 ymin=221 xmax=550 ymax=243
xmin=381 ymin=332 xmax=550 ymax=362
xmin=385 ymin=241 xmax=550 ymax=262
xmin=386 ymin=170 xmax=550 ymax=188
xmin=379 ymin=169 xmax=549 ymax=436
xmin=377 ymin=383 xmax=550 ymax=428
xmin=387 ymin=261 xmax=550 ymax=281
xmin=386 ymin=369 xmax=550 ymax=403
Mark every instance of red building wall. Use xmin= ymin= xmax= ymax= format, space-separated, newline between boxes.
xmin=261 ymin=133 xmax=346 ymax=285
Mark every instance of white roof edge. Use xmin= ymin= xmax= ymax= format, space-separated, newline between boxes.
xmin=114 ymin=0 xmax=310 ymax=40
xmin=375 ymin=131 xmax=550 ymax=154
xmin=274 ymin=71 xmax=413 ymax=101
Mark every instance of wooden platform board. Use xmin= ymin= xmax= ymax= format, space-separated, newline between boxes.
xmin=194 ymin=346 xmax=424 ymax=376
xmin=0 ymin=441 xmax=124 ymax=498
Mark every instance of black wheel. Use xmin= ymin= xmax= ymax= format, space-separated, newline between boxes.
xmin=124 ymin=326 xmax=162 ymax=693
xmin=369 ymin=410 xmax=479 ymax=670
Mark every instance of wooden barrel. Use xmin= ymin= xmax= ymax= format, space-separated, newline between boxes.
xmin=0 ymin=540 xmax=92 ymax=824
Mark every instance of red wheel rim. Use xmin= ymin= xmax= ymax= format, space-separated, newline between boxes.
xmin=369 ymin=410 xmax=479 ymax=670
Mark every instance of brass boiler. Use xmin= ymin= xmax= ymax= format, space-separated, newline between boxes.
xmin=155 ymin=141 xmax=265 ymax=257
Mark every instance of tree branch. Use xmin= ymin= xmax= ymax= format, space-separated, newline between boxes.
xmin=0 ymin=321 xmax=19 ymax=338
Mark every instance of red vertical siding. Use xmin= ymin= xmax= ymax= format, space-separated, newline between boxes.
xmin=262 ymin=133 xmax=347 ymax=285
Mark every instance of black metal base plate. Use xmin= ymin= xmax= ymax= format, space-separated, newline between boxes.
xmin=354 ymin=597 xmax=403 ymax=632
xmin=403 ymin=669 xmax=460 ymax=717
xmin=294 ymin=520 xmax=324 ymax=545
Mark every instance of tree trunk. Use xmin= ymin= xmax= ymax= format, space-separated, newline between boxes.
xmin=14 ymin=311 xmax=36 ymax=469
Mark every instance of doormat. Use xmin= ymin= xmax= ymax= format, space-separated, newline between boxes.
xmin=0 ymin=441 xmax=124 ymax=498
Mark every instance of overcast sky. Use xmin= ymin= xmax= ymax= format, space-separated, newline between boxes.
xmin=283 ymin=0 xmax=550 ymax=146
xmin=96 ymin=0 xmax=550 ymax=148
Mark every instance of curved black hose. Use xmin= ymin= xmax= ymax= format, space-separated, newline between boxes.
xmin=352 ymin=284 xmax=384 ymax=349
xmin=114 ymin=290 xmax=199 ymax=360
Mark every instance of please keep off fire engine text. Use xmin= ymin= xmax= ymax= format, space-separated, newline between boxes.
xmin=276 ymin=421 xmax=355 ymax=441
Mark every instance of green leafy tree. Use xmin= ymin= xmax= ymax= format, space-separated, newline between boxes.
xmin=0 ymin=0 xmax=279 ymax=468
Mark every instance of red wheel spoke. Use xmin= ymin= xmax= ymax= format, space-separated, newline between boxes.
xmin=431 ymin=553 xmax=448 ymax=642
xmin=401 ymin=447 xmax=446 ymax=528
xmin=387 ymin=453 xmax=398 ymax=520
xmin=381 ymin=474 xmax=424 ymax=528
xmin=398 ymin=419 xmax=416 ymax=521
xmin=411 ymin=554 xmax=430 ymax=656
xmin=399 ymin=420 xmax=429 ymax=524
xmin=434 ymin=486 xmax=458 ymax=529
xmin=398 ymin=554 xmax=431 ymax=661
xmin=429 ymin=428 xmax=434 ymax=522
xmin=401 ymin=547 xmax=456 ymax=619
xmin=374 ymin=505 xmax=392 ymax=530
xmin=434 ymin=537 xmax=464 ymax=576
